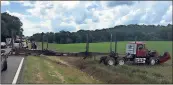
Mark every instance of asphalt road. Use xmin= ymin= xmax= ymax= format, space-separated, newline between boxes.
xmin=1 ymin=56 xmax=24 ymax=84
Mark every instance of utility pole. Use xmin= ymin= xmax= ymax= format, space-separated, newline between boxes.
xmin=84 ymin=33 xmax=89 ymax=59
xmin=110 ymin=33 xmax=112 ymax=53
xmin=11 ymin=20 xmax=15 ymax=49
xmin=86 ymin=33 xmax=89 ymax=53
xmin=41 ymin=32 xmax=44 ymax=51
xmin=11 ymin=30 xmax=14 ymax=49
xmin=20 ymin=32 xmax=22 ymax=49
xmin=115 ymin=33 xmax=117 ymax=54
xmin=135 ymin=36 xmax=137 ymax=44
xmin=47 ymin=34 xmax=48 ymax=50
xmin=108 ymin=28 xmax=112 ymax=53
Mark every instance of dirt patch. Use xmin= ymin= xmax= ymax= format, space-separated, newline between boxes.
xmin=54 ymin=57 xmax=71 ymax=66
xmin=43 ymin=56 xmax=69 ymax=67
xmin=33 ymin=59 xmax=47 ymax=84
xmin=36 ymin=72 xmax=44 ymax=83
xmin=54 ymin=71 xmax=65 ymax=83
xmin=45 ymin=60 xmax=65 ymax=83
xmin=55 ymin=62 xmax=68 ymax=67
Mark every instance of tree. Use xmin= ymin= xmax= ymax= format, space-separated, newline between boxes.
xmin=1 ymin=12 xmax=23 ymax=41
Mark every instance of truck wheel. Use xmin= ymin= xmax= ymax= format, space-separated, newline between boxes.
xmin=2 ymin=61 xmax=7 ymax=71
xmin=118 ymin=59 xmax=125 ymax=65
xmin=149 ymin=58 xmax=156 ymax=65
xmin=99 ymin=56 xmax=107 ymax=65
xmin=106 ymin=57 xmax=115 ymax=66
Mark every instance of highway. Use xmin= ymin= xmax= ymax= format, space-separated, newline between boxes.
xmin=1 ymin=56 xmax=24 ymax=84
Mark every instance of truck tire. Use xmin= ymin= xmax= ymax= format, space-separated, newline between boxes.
xmin=117 ymin=58 xmax=125 ymax=65
xmin=99 ymin=56 xmax=107 ymax=65
xmin=106 ymin=57 xmax=115 ymax=66
xmin=2 ymin=60 xmax=7 ymax=71
xmin=149 ymin=58 xmax=156 ymax=65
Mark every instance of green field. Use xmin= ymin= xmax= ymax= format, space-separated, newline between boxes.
xmin=39 ymin=41 xmax=172 ymax=55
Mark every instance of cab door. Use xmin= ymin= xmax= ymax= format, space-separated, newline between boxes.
xmin=136 ymin=44 xmax=147 ymax=57
xmin=1 ymin=50 xmax=5 ymax=70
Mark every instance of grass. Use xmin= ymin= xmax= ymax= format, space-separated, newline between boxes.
xmin=23 ymin=55 xmax=172 ymax=84
xmin=114 ymin=65 xmax=171 ymax=84
xmin=59 ymin=56 xmax=172 ymax=84
xmin=23 ymin=56 xmax=101 ymax=84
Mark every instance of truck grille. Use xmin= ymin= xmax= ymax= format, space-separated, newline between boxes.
xmin=135 ymin=58 xmax=146 ymax=63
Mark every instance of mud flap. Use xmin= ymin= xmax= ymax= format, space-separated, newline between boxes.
xmin=159 ymin=52 xmax=171 ymax=64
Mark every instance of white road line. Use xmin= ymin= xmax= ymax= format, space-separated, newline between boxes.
xmin=12 ymin=57 xmax=24 ymax=84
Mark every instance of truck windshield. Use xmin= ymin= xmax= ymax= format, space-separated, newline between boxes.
xmin=138 ymin=44 xmax=144 ymax=50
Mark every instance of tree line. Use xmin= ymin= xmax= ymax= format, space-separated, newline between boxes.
xmin=29 ymin=24 xmax=172 ymax=44
xmin=1 ymin=12 xmax=23 ymax=42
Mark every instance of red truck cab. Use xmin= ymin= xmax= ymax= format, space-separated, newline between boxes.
xmin=129 ymin=42 xmax=147 ymax=57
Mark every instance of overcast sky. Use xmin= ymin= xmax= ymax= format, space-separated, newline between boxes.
xmin=1 ymin=1 xmax=172 ymax=36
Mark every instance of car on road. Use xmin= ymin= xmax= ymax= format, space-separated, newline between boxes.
xmin=1 ymin=42 xmax=7 ymax=48
xmin=14 ymin=40 xmax=20 ymax=49
xmin=14 ymin=39 xmax=28 ymax=49
xmin=1 ymin=42 xmax=8 ymax=71
xmin=1 ymin=50 xmax=8 ymax=71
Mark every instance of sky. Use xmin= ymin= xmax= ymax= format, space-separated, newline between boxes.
xmin=1 ymin=1 xmax=172 ymax=36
